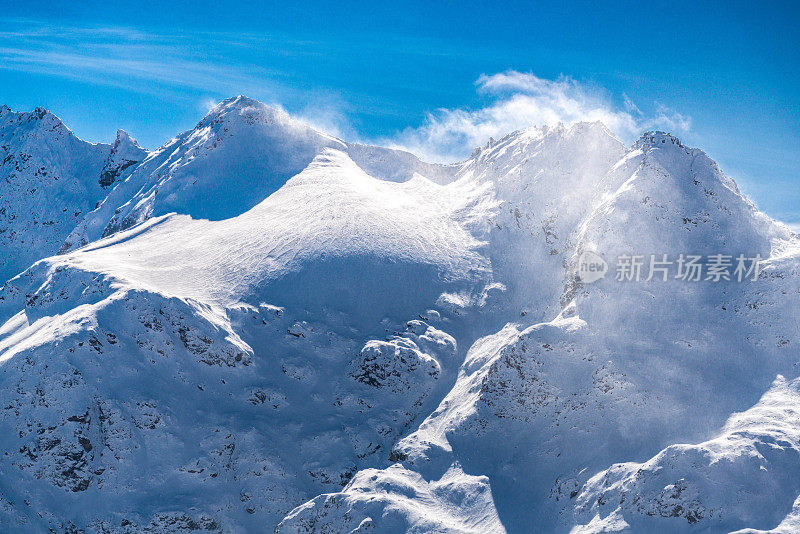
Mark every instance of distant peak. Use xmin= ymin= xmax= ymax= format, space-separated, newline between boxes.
xmin=633 ymin=131 xmax=685 ymax=150
xmin=208 ymin=95 xmax=280 ymax=117
xmin=100 ymin=129 xmax=147 ymax=188
xmin=477 ymin=120 xmax=620 ymax=154
xmin=199 ymin=95 xmax=292 ymax=129
xmin=569 ymin=120 xmax=614 ymax=136
xmin=195 ymin=96 xmax=343 ymax=147
xmin=0 ymin=104 xmax=52 ymax=120
xmin=0 ymin=105 xmax=68 ymax=135
xmin=28 ymin=107 xmax=63 ymax=127
xmin=519 ymin=121 xmax=616 ymax=142
xmin=30 ymin=106 xmax=61 ymax=124
xmin=543 ymin=122 xmax=568 ymax=135
xmin=218 ymin=95 xmax=263 ymax=108
xmin=114 ymin=129 xmax=143 ymax=150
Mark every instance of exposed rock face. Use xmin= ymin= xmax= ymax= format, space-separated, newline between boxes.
xmin=99 ymin=130 xmax=147 ymax=188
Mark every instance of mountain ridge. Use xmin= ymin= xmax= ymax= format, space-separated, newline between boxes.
xmin=0 ymin=104 xmax=146 ymax=284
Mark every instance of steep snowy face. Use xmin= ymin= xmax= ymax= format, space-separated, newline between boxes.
xmin=453 ymin=122 xmax=627 ymax=322
xmin=53 ymin=149 xmax=490 ymax=321
xmin=64 ymin=96 xmax=347 ymax=250
xmin=0 ymin=142 xmax=492 ymax=531
xmin=573 ymin=131 xmax=785 ymax=262
xmin=562 ymin=131 xmax=797 ymax=416
xmin=0 ymin=263 xmax=462 ymax=531
xmin=0 ymin=106 xmax=124 ymax=284
xmin=573 ymin=375 xmax=800 ymax=533
xmin=286 ymin=131 xmax=800 ymax=533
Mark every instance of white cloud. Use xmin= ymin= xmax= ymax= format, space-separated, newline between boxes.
xmin=387 ymin=71 xmax=691 ymax=163
xmin=784 ymin=222 xmax=800 ymax=234
xmin=294 ymin=103 xmax=355 ymax=141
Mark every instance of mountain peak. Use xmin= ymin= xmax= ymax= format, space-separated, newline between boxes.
xmin=212 ymin=94 xmax=268 ymax=115
xmin=29 ymin=106 xmax=64 ymax=128
xmin=633 ymin=130 xmax=685 ymax=150
xmin=65 ymin=95 xmax=349 ymax=247
xmin=466 ymin=119 xmax=625 ymax=168
xmin=219 ymin=94 xmax=263 ymax=108
xmin=113 ymin=129 xmax=143 ymax=150
xmin=99 ymin=129 xmax=147 ymax=188
xmin=569 ymin=120 xmax=616 ymax=138
xmin=0 ymin=104 xmax=63 ymax=129
xmin=499 ymin=120 xmax=617 ymax=148
xmin=191 ymin=96 xmax=348 ymax=150
xmin=201 ymin=95 xmax=289 ymax=127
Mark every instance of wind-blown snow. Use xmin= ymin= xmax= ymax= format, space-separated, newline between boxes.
xmin=574 ymin=375 xmax=800 ymax=532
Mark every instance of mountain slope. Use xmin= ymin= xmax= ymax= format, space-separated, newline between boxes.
xmin=573 ymin=375 xmax=800 ymax=532
xmin=0 ymin=134 xmax=495 ymax=531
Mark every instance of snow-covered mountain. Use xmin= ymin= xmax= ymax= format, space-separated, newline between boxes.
xmin=0 ymin=106 xmax=146 ymax=283
xmin=62 ymin=96 xmax=457 ymax=252
xmin=0 ymin=97 xmax=798 ymax=533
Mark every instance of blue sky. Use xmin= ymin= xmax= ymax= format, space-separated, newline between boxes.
xmin=1 ymin=1 xmax=798 ymax=227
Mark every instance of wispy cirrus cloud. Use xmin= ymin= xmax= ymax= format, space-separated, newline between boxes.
xmin=387 ymin=71 xmax=691 ymax=163
xmin=0 ymin=21 xmax=690 ymax=164
xmin=0 ymin=19 xmax=354 ymax=140
xmin=0 ymin=22 xmax=290 ymax=96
